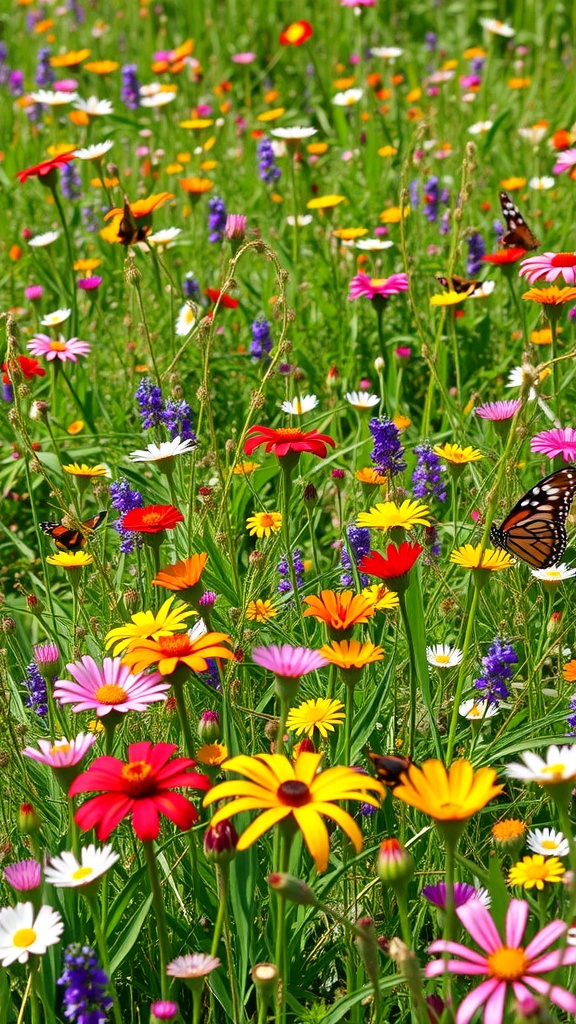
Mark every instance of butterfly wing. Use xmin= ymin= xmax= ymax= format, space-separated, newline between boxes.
xmin=490 ymin=466 xmax=576 ymax=569
xmin=436 ymin=275 xmax=482 ymax=295
xmin=368 ymin=752 xmax=411 ymax=789
xmin=40 ymin=510 xmax=107 ymax=552
xmin=499 ymin=191 xmax=540 ymax=250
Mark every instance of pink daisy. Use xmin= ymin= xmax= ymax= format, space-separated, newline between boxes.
xmin=426 ymin=898 xmax=576 ymax=1024
xmin=23 ymin=733 xmax=96 ymax=768
xmin=27 ymin=334 xmax=91 ymax=363
xmin=53 ymin=656 xmax=170 ymax=716
xmin=348 ymin=272 xmax=409 ymax=301
xmin=519 ymin=252 xmax=576 ymax=286
xmin=252 ymin=645 xmax=328 ymax=678
xmin=474 ymin=400 xmax=522 ymax=421
xmin=552 ymin=148 xmax=576 ymax=174
xmin=530 ymin=427 xmax=576 ymax=462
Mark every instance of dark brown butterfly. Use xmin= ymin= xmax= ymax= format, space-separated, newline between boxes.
xmin=436 ymin=275 xmax=484 ymax=296
xmin=117 ymin=196 xmax=151 ymax=246
xmin=499 ymin=191 xmax=540 ymax=250
xmin=368 ymin=752 xmax=411 ymax=790
xmin=490 ymin=466 xmax=576 ymax=569
xmin=40 ymin=511 xmax=108 ymax=552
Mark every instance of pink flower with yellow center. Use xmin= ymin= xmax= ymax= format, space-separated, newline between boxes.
xmin=27 ymin=334 xmax=90 ymax=363
xmin=519 ymin=252 xmax=576 ymax=286
xmin=53 ymin=656 xmax=170 ymax=716
xmin=348 ymin=272 xmax=409 ymax=301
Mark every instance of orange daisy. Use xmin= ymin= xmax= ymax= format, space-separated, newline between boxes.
xmin=303 ymin=590 xmax=376 ymax=632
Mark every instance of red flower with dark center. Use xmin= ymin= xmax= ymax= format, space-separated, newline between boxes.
xmin=482 ymin=248 xmax=527 ymax=265
xmin=121 ymin=505 xmax=184 ymax=533
xmin=205 ymin=288 xmax=239 ymax=308
xmin=2 ymin=355 xmax=46 ymax=384
xmin=279 ymin=20 xmax=313 ymax=46
xmin=69 ymin=741 xmax=211 ymax=841
xmin=244 ymin=425 xmax=336 ymax=459
xmin=17 ymin=153 xmax=75 ymax=184
xmin=359 ymin=542 xmax=423 ymax=580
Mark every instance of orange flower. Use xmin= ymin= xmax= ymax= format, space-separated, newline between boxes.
xmin=179 ymin=177 xmax=214 ymax=195
xmin=279 ymin=20 xmax=312 ymax=46
xmin=303 ymin=590 xmax=375 ymax=632
xmin=563 ymin=660 xmax=576 ymax=683
xmin=522 ymin=286 xmax=576 ymax=306
xmin=152 ymin=554 xmax=208 ymax=594
xmin=355 ymin=467 xmax=387 ymax=485
xmin=84 ymin=60 xmax=120 ymax=74
xmin=101 ymin=193 xmax=174 ymax=243
xmin=121 ymin=631 xmax=234 ymax=676
xmin=50 ymin=49 xmax=91 ymax=68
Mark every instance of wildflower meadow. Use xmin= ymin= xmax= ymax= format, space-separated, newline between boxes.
xmin=3 ymin=1 xmax=576 ymax=1022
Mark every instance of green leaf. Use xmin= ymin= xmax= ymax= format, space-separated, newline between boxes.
xmin=487 ymin=851 xmax=510 ymax=935
xmin=109 ymin=893 xmax=154 ymax=977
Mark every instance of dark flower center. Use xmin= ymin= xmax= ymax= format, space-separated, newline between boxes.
xmin=120 ymin=760 xmax=153 ymax=794
xmin=277 ymin=780 xmax=311 ymax=807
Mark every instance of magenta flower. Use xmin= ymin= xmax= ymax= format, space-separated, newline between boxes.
xmin=553 ymin=148 xmax=576 ymax=174
xmin=348 ymin=272 xmax=409 ymax=301
xmin=33 ymin=642 xmax=60 ymax=668
xmin=225 ymin=214 xmax=246 ymax=239
xmin=519 ymin=252 xmax=576 ymax=285
xmin=474 ymin=400 xmax=522 ymax=421
xmin=4 ymin=860 xmax=42 ymax=893
xmin=25 ymin=285 xmax=43 ymax=301
xmin=53 ymin=656 xmax=170 ymax=716
xmin=252 ymin=645 xmax=328 ymax=678
xmin=27 ymin=334 xmax=91 ymax=363
xmin=426 ymin=899 xmax=576 ymax=1024
xmin=530 ymin=427 xmax=576 ymax=462
xmin=23 ymin=733 xmax=96 ymax=768
xmin=78 ymin=276 xmax=103 ymax=291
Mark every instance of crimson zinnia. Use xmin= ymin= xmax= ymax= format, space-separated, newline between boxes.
xmin=17 ymin=153 xmax=75 ymax=184
xmin=69 ymin=741 xmax=210 ymax=841
xmin=244 ymin=425 xmax=336 ymax=459
xmin=481 ymin=248 xmax=527 ymax=265
xmin=359 ymin=542 xmax=423 ymax=582
xmin=121 ymin=505 xmax=184 ymax=533
xmin=2 ymin=355 xmax=46 ymax=382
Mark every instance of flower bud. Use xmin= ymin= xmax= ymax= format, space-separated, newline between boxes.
xmin=377 ymin=838 xmax=415 ymax=886
xmin=251 ymin=963 xmax=278 ymax=1012
xmin=198 ymin=710 xmax=221 ymax=744
xmin=354 ymin=917 xmax=379 ymax=989
xmin=203 ymin=821 xmax=238 ymax=865
xmin=303 ymin=483 xmax=318 ymax=505
xmin=374 ymin=356 xmax=385 ymax=372
xmin=18 ymin=803 xmax=41 ymax=834
xmin=267 ymin=873 xmax=317 ymax=906
xmin=150 ymin=1001 xmax=179 ymax=1023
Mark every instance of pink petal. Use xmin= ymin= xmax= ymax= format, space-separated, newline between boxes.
xmin=483 ymin=980 xmax=507 ymax=1024
xmin=456 ymin=978 xmax=501 ymax=1024
xmin=457 ymin=902 xmax=502 ymax=954
xmin=426 ymin=960 xmax=488 ymax=977
xmin=505 ymin=899 xmax=528 ymax=948
xmin=428 ymin=940 xmax=488 ymax=966
xmin=528 ymin=947 xmax=576 ymax=973
xmin=524 ymin=976 xmax=576 ymax=1015
xmin=524 ymin=919 xmax=567 ymax=959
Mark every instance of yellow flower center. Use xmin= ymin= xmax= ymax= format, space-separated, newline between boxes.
xmin=13 ymin=928 xmax=37 ymax=948
xmin=141 ymin=510 xmax=164 ymax=526
xmin=94 ymin=684 xmax=128 ymax=705
xmin=468 ymin=705 xmax=482 ymax=717
xmin=541 ymin=763 xmax=566 ymax=776
xmin=277 ymin=780 xmax=311 ymax=807
xmin=50 ymin=742 xmax=71 ymax=755
xmin=370 ymin=278 xmax=387 ymax=287
xmin=434 ymin=654 xmax=450 ymax=664
xmin=72 ymin=866 xmax=94 ymax=880
xmin=120 ymin=760 xmax=153 ymax=793
xmin=541 ymin=840 xmax=557 ymax=850
xmin=158 ymin=633 xmax=194 ymax=656
xmin=487 ymin=946 xmax=528 ymax=982
xmin=49 ymin=341 xmax=67 ymax=351
xmin=274 ymin=428 xmax=303 ymax=440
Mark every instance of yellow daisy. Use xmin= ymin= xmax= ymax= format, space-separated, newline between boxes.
xmin=62 ymin=463 xmax=108 ymax=477
xmin=286 ymin=698 xmax=345 ymax=739
xmin=357 ymin=499 xmax=431 ymax=532
xmin=246 ymin=600 xmax=278 ymax=623
xmin=46 ymin=551 xmax=94 ymax=569
xmin=104 ymin=597 xmax=195 ymax=656
xmin=246 ymin=511 xmax=282 ymax=538
xmin=434 ymin=443 xmax=483 ymax=464
xmin=450 ymin=544 xmax=515 ymax=571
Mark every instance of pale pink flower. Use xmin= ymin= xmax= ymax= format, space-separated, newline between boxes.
xmin=552 ymin=148 xmax=576 ymax=174
xmin=530 ymin=427 xmax=576 ymax=462
xmin=519 ymin=252 xmax=576 ymax=285
xmin=231 ymin=52 xmax=256 ymax=64
xmin=27 ymin=334 xmax=90 ymax=363
xmin=252 ymin=645 xmax=328 ymax=678
xmin=23 ymin=733 xmax=96 ymax=768
xmin=225 ymin=215 xmax=246 ymax=239
xmin=474 ymin=400 xmax=522 ymax=421
xmin=426 ymin=899 xmax=576 ymax=1024
xmin=53 ymin=656 xmax=170 ymax=716
xmin=348 ymin=272 xmax=409 ymax=301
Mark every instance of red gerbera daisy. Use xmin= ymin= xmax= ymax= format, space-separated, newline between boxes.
xmin=2 ymin=355 xmax=46 ymax=383
xmin=279 ymin=20 xmax=313 ymax=46
xmin=16 ymin=153 xmax=75 ymax=184
xmin=205 ymin=288 xmax=239 ymax=309
xmin=121 ymin=505 xmax=184 ymax=534
xmin=359 ymin=542 xmax=423 ymax=583
xmin=481 ymin=248 xmax=527 ymax=265
xmin=69 ymin=741 xmax=211 ymax=841
xmin=244 ymin=425 xmax=336 ymax=459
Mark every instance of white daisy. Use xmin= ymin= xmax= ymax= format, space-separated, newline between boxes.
xmin=531 ymin=563 xmax=576 ymax=582
xmin=270 ymin=127 xmax=317 ymax=141
xmin=147 ymin=227 xmax=182 ymax=246
xmin=281 ymin=395 xmax=319 ymax=415
xmin=345 ymin=391 xmax=380 ymax=409
xmin=129 ymin=436 xmax=197 ymax=463
xmin=355 ymin=238 xmax=394 ymax=251
xmin=459 ymin=699 xmax=500 ymax=721
xmin=175 ymin=302 xmax=197 ymax=337
xmin=506 ymin=744 xmax=576 ymax=785
xmin=518 ymin=125 xmax=548 ymax=146
xmin=0 ymin=903 xmax=63 ymax=966
xmin=40 ymin=308 xmax=71 ymax=327
xmin=286 ymin=214 xmax=313 ymax=226
xmin=28 ymin=231 xmax=60 ymax=248
xmin=332 ymin=88 xmax=363 ymax=107
xmin=528 ymin=176 xmax=555 ymax=190
xmin=426 ymin=644 xmax=464 ymax=669
xmin=74 ymin=141 xmax=114 ymax=161
xmin=29 ymin=89 xmax=77 ymax=106
xmin=506 ymin=365 xmax=538 ymax=401
xmin=74 ymin=96 xmax=114 ymax=116
xmin=44 ymin=845 xmax=119 ymax=888
xmin=140 ymin=92 xmax=177 ymax=108
xmin=479 ymin=17 xmax=515 ymax=36
xmin=370 ymin=46 xmax=404 ymax=59
xmin=526 ymin=828 xmax=570 ymax=858
xmin=468 ymin=121 xmax=493 ymax=135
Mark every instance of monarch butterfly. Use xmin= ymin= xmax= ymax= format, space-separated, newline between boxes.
xmin=40 ymin=510 xmax=108 ymax=552
xmin=117 ymin=196 xmax=151 ymax=246
xmin=368 ymin=752 xmax=411 ymax=790
xmin=436 ymin=275 xmax=484 ymax=296
xmin=490 ymin=467 xmax=576 ymax=569
xmin=499 ymin=191 xmax=540 ymax=251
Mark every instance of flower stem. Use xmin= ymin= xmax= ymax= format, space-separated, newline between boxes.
xmin=344 ymin=682 xmax=354 ymax=766
xmin=86 ymin=892 xmax=123 ymax=1024
xmin=274 ymin=831 xmax=291 ymax=1024
xmin=398 ymin=591 xmax=417 ymax=752
xmin=275 ymin=695 xmax=290 ymax=757
xmin=280 ymin=464 xmax=300 ymax=608
xmin=143 ymin=840 xmax=171 ymax=999
xmin=29 ymin=969 xmax=40 ymax=1024
xmin=445 ymin=582 xmax=480 ymax=764
xmin=174 ymin=682 xmax=197 ymax=760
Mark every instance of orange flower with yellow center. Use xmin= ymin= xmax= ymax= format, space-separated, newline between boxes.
xmin=121 ymin=631 xmax=234 ymax=676
xmin=522 ymin=286 xmax=576 ymax=306
xmin=318 ymin=639 xmax=385 ymax=669
xmin=393 ymin=759 xmax=503 ymax=823
xmin=195 ymin=743 xmax=228 ymax=766
xmin=303 ymin=590 xmax=376 ymax=631
xmin=179 ymin=177 xmax=214 ymax=195
xmin=152 ymin=554 xmax=208 ymax=593
xmin=245 ymin=511 xmax=282 ymax=538
xmin=355 ymin=467 xmax=387 ymax=485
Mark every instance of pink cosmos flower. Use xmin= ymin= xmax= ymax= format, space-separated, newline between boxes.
xmin=27 ymin=334 xmax=90 ymax=363
xmin=23 ymin=733 xmax=96 ymax=768
xmin=231 ymin=52 xmax=256 ymax=64
xmin=426 ymin=899 xmax=576 ymax=1024
xmin=4 ymin=860 xmax=42 ymax=893
xmin=474 ymin=400 xmax=522 ymax=421
xmin=25 ymin=285 xmax=43 ymax=301
xmin=552 ymin=148 xmax=576 ymax=174
xmin=225 ymin=215 xmax=246 ymax=239
xmin=530 ymin=427 xmax=576 ymax=462
xmin=252 ymin=645 xmax=328 ymax=678
xmin=348 ymin=272 xmax=409 ymax=301
xmin=519 ymin=252 xmax=576 ymax=285
xmin=53 ymin=656 xmax=170 ymax=716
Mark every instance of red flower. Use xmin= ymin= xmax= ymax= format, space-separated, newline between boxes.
xmin=16 ymin=153 xmax=75 ymax=184
xmin=244 ymin=425 xmax=336 ymax=459
xmin=205 ymin=288 xmax=239 ymax=309
xmin=279 ymin=20 xmax=313 ymax=46
xmin=482 ymin=248 xmax=527 ymax=266
xmin=121 ymin=505 xmax=184 ymax=534
xmin=359 ymin=542 xmax=423 ymax=580
xmin=2 ymin=355 xmax=46 ymax=384
xmin=69 ymin=741 xmax=211 ymax=841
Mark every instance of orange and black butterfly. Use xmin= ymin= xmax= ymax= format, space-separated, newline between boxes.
xmin=436 ymin=275 xmax=484 ymax=296
xmin=499 ymin=191 xmax=540 ymax=250
xmin=490 ymin=466 xmax=576 ymax=569
xmin=117 ymin=196 xmax=150 ymax=246
xmin=368 ymin=752 xmax=411 ymax=790
xmin=40 ymin=511 xmax=108 ymax=552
